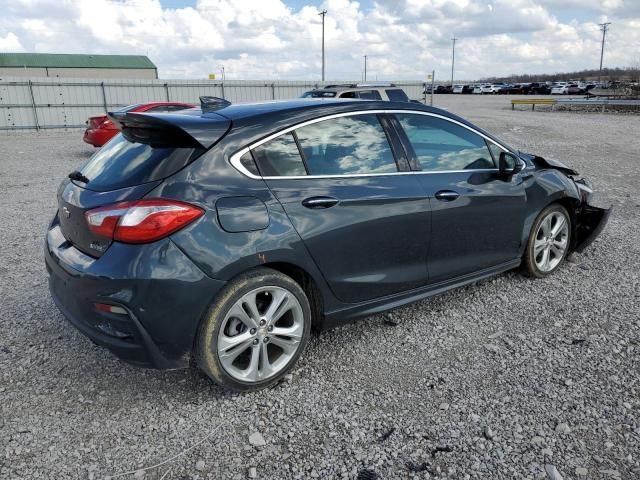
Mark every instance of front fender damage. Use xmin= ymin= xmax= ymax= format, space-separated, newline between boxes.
xmin=570 ymin=177 xmax=611 ymax=253
xmin=573 ymin=204 xmax=611 ymax=253
xmin=521 ymin=151 xmax=612 ymax=254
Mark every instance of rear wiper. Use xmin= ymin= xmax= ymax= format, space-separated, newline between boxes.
xmin=68 ymin=170 xmax=90 ymax=184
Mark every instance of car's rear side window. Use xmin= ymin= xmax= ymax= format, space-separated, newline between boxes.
xmin=395 ymin=113 xmax=495 ymax=171
xmin=357 ymin=90 xmax=382 ymax=100
xmin=238 ymin=151 xmax=260 ymax=176
xmin=386 ymin=89 xmax=409 ymax=102
xmin=252 ymin=133 xmax=307 ymax=177
xmin=295 ymin=114 xmax=397 ymax=175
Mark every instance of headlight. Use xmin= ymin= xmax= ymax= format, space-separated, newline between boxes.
xmin=574 ymin=178 xmax=593 ymax=203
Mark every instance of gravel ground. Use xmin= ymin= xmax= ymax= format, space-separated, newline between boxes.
xmin=1 ymin=95 xmax=639 ymax=479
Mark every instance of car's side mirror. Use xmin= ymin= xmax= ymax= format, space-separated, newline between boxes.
xmin=499 ymin=152 xmax=523 ymax=177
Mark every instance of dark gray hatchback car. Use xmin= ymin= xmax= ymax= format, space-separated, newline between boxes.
xmin=46 ymin=98 xmax=609 ymax=391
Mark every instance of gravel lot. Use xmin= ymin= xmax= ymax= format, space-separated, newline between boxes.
xmin=1 ymin=95 xmax=639 ymax=479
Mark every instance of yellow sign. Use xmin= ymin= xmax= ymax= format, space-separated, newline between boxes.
xmin=208 ymin=74 xmax=216 ymax=80
xmin=427 ymin=74 xmax=433 ymax=80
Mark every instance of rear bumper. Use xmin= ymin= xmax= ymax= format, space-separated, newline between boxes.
xmin=45 ymin=221 xmax=225 ymax=369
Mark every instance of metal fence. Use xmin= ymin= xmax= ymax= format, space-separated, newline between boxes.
xmin=0 ymin=77 xmax=424 ymax=131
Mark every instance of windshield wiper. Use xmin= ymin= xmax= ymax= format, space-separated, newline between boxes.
xmin=68 ymin=170 xmax=90 ymax=184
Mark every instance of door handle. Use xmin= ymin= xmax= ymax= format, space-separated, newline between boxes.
xmin=302 ymin=196 xmax=339 ymax=209
xmin=434 ymin=190 xmax=460 ymax=201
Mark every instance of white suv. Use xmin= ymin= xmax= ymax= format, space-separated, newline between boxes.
xmin=301 ymin=83 xmax=411 ymax=102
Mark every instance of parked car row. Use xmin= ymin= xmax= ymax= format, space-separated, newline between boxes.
xmin=424 ymin=81 xmax=600 ymax=95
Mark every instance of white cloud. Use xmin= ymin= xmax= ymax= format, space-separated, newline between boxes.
xmin=0 ymin=32 xmax=24 ymax=51
xmin=0 ymin=0 xmax=638 ymax=80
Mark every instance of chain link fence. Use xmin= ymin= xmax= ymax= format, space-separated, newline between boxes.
xmin=0 ymin=77 xmax=424 ymax=131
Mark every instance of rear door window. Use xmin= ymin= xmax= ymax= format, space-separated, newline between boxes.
xmin=77 ymin=134 xmax=201 ymax=191
xmin=294 ymin=114 xmax=397 ymax=175
xmin=386 ymin=89 xmax=409 ymax=102
xmin=395 ymin=113 xmax=495 ymax=171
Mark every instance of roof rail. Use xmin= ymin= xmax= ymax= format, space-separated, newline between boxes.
xmin=199 ymin=96 xmax=231 ymax=112
xmin=356 ymin=82 xmax=396 ymax=87
xmin=323 ymin=84 xmax=356 ymax=89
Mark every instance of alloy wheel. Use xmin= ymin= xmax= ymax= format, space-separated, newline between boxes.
xmin=216 ymin=286 xmax=304 ymax=382
xmin=533 ymin=211 xmax=569 ymax=273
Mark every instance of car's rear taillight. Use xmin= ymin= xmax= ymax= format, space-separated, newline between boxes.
xmin=85 ymin=199 xmax=204 ymax=244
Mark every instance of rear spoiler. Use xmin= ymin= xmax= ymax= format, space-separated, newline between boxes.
xmin=107 ymin=110 xmax=231 ymax=149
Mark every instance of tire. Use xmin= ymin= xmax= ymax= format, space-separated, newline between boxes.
xmin=523 ymin=204 xmax=571 ymax=278
xmin=196 ymin=267 xmax=311 ymax=391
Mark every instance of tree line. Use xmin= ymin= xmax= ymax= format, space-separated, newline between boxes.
xmin=480 ymin=67 xmax=640 ymax=83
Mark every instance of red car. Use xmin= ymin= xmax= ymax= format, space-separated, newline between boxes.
xmin=83 ymin=102 xmax=195 ymax=147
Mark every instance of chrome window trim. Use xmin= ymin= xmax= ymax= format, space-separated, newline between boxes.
xmin=229 ymin=109 xmax=512 ymax=180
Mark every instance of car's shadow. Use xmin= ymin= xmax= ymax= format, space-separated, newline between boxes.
xmin=37 ymin=268 xmax=540 ymax=402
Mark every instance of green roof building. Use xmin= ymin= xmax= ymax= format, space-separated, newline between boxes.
xmin=0 ymin=53 xmax=158 ymax=79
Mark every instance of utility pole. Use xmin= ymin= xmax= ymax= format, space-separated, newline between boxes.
xmin=219 ymin=65 xmax=226 ymax=99
xmin=363 ymin=55 xmax=367 ymax=81
xmin=598 ymin=22 xmax=611 ymax=83
xmin=318 ymin=10 xmax=327 ymax=82
xmin=451 ymin=37 xmax=457 ymax=86
xmin=430 ymin=70 xmax=435 ymax=106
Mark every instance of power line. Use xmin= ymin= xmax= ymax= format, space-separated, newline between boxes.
xmin=318 ymin=10 xmax=327 ymax=81
xmin=598 ymin=22 xmax=611 ymax=83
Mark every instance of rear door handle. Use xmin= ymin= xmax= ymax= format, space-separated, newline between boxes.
xmin=302 ymin=196 xmax=339 ymax=209
xmin=435 ymin=190 xmax=460 ymax=201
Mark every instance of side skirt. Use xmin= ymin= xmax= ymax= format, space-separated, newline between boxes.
xmin=320 ymin=259 xmax=522 ymax=330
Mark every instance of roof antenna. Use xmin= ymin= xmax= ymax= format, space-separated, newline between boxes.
xmin=200 ymin=96 xmax=231 ymax=112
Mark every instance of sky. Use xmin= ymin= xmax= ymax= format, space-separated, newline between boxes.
xmin=0 ymin=0 xmax=638 ymax=81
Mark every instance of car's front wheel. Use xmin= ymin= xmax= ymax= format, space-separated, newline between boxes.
xmin=523 ymin=204 xmax=571 ymax=278
xmin=196 ymin=268 xmax=311 ymax=391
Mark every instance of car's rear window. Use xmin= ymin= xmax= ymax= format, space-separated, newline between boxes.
xmin=77 ymin=134 xmax=201 ymax=191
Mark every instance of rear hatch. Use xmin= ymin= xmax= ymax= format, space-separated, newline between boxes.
xmin=57 ymin=110 xmax=231 ymax=258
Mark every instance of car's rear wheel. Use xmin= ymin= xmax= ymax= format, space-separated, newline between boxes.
xmin=196 ymin=268 xmax=311 ymax=391
xmin=523 ymin=204 xmax=571 ymax=278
